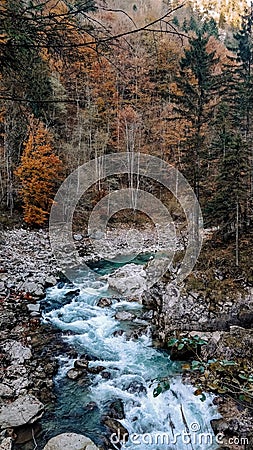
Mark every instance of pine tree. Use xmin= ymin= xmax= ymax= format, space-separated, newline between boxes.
xmin=208 ymin=125 xmax=249 ymax=265
xmin=227 ymin=6 xmax=253 ymax=137
xmin=171 ymin=31 xmax=221 ymax=200
xmin=221 ymin=6 xmax=253 ymax=230
xmin=208 ymin=128 xmax=249 ymax=233
xmin=205 ymin=80 xmax=251 ymax=268
xmin=15 ymin=119 xmax=62 ymax=226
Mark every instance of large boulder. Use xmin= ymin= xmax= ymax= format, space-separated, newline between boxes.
xmin=43 ymin=433 xmax=99 ymax=450
xmin=27 ymin=303 xmax=40 ymax=314
xmin=151 ymin=283 xmax=253 ymax=341
xmin=105 ymin=263 xmax=147 ymax=296
xmin=44 ymin=275 xmax=57 ymax=286
xmin=0 ymin=395 xmax=44 ymax=429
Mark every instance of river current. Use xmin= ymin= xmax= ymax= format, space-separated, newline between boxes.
xmin=40 ymin=257 xmax=220 ymax=450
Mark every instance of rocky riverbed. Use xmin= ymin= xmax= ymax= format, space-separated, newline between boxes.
xmin=0 ymin=229 xmax=100 ymax=449
xmin=0 ymin=227 xmax=159 ymax=449
xmin=0 ymin=227 xmax=253 ymax=450
xmin=72 ymin=223 xmax=180 ymax=263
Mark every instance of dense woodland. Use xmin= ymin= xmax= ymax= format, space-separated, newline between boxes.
xmin=0 ymin=0 xmax=253 ymax=270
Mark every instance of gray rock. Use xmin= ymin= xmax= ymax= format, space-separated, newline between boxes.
xmin=0 ymin=395 xmax=44 ymax=428
xmin=0 ymin=384 xmax=13 ymax=399
xmin=115 ymin=311 xmax=135 ymax=321
xmin=43 ymin=433 xmax=99 ymax=450
xmin=45 ymin=275 xmax=57 ymax=286
xmin=3 ymin=341 xmax=32 ymax=364
xmin=106 ymin=264 xmax=147 ymax=296
xmin=67 ymin=369 xmax=83 ymax=380
xmin=73 ymin=234 xmax=83 ymax=241
xmin=30 ymin=311 xmax=40 ymax=317
xmin=33 ymin=286 xmax=45 ymax=298
xmin=20 ymin=281 xmax=44 ymax=298
xmin=145 ymin=257 xmax=171 ymax=285
xmin=27 ymin=304 xmax=40 ymax=314
xmin=8 ymin=377 xmax=29 ymax=396
xmin=6 ymin=364 xmax=27 ymax=377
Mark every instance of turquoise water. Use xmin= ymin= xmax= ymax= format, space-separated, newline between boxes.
xmin=40 ymin=259 xmax=220 ymax=450
xmin=86 ymin=252 xmax=161 ymax=275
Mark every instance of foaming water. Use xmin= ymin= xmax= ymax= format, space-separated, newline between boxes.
xmin=42 ymin=265 xmax=220 ymax=450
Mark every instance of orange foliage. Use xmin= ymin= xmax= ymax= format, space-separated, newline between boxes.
xmin=206 ymin=36 xmax=229 ymax=74
xmin=15 ymin=118 xmax=63 ymax=226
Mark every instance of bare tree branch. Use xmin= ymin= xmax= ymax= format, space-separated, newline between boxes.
xmin=1 ymin=4 xmax=185 ymax=49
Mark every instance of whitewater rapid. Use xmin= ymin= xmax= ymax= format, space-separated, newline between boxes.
xmin=42 ymin=266 xmax=220 ymax=450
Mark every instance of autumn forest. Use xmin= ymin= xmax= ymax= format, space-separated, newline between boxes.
xmin=1 ymin=0 xmax=253 ymax=267
xmin=1 ymin=2 xmax=253 ymax=447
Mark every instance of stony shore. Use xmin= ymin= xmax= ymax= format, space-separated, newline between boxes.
xmin=0 ymin=229 xmax=78 ymax=449
xmin=0 ymin=227 xmax=252 ymax=449
xmin=66 ymin=223 xmax=179 ymax=267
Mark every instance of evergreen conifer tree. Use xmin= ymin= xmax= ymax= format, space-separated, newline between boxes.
xmin=219 ymin=6 xmax=253 ymax=232
xmin=226 ymin=6 xmax=253 ymax=137
xmin=172 ymin=31 xmax=221 ymax=200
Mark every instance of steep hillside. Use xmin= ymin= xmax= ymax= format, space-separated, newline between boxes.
xmin=186 ymin=0 xmax=249 ymax=28
xmin=107 ymin=0 xmax=250 ymax=29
